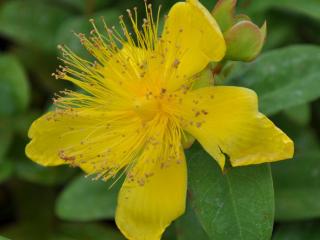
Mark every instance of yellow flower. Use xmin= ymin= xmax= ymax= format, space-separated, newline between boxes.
xmin=26 ymin=0 xmax=294 ymax=239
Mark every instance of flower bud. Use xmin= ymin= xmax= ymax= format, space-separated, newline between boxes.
xmin=212 ymin=0 xmax=267 ymax=61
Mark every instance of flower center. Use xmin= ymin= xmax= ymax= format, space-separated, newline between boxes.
xmin=133 ymin=96 xmax=160 ymax=121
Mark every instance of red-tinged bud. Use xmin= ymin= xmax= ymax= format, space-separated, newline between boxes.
xmin=211 ymin=0 xmax=236 ymax=32
xmin=224 ymin=21 xmax=267 ymax=61
xmin=212 ymin=0 xmax=267 ymax=61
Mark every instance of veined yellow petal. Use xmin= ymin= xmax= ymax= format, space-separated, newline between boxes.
xmin=26 ymin=111 xmax=87 ymax=167
xmin=161 ymin=0 xmax=225 ymax=90
xmin=26 ymin=109 xmax=143 ymax=178
xmin=115 ymin=151 xmax=187 ymax=240
xmin=179 ymin=86 xmax=294 ymax=168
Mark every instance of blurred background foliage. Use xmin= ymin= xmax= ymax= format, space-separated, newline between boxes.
xmin=0 ymin=0 xmax=319 ymax=239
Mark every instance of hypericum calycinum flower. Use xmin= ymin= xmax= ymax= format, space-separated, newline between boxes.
xmin=26 ymin=0 xmax=294 ymax=239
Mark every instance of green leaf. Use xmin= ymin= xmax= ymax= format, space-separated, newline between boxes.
xmin=53 ymin=0 xmax=115 ymax=13
xmin=0 ymin=126 xmax=13 ymax=160
xmin=55 ymin=9 xmax=120 ymax=58
xmin=15 ymin=159 xmax=76 ymax=186
xmin=273 ymin=221 xmax=320 ymax=240
xmin=0 ymin=55 xmax=29 ymax=117
xmin=0 ymin=158 xmax=13 ymax=183
xmin=0 ymin=236 xmax=10 ymax=240
xmin=272 ymin=125 xmax=320 ymax=221
xmin=197 ymin=0 xmax=218 ymax=10
xmin=274 ymin=151 xmax=320 ymax=220
xmin=1 ymin=223 xmax=47 ymax=240
xmin=283 ymin=104 xmax=311 ymax=126
xmin=186 ymin=143 xmax=274 ymax=240
xmin=163 ymin=224 xmax=178 ymax=240
xmin=175 ymin=201 xmax=209 ymax=240
xmin=11 ymin=111 xmax=41 ymax=137
xmin=56 ymin=175 xmax=121 ymax=221
xmin=0 ymin=0 xmax=70 ymax=52
xmin=238 ymin=0 xmax=320 ymax=21
xmin=52 ymin=223 xmax=125 ymax=240
xmin=226 ymin=45 xmax=320 ymax=115
xmin=262 ymin=15 xmax=297 ymax=50
xmin=2 ymin=182 xmax=57 ymax=240
xmin=12 ymin=47 xmax=61 ymax=93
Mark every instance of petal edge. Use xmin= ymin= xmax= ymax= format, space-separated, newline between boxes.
xmin=115 ymin=153 xmax=187 ymax=240
xmin=179 ymin=86 xmax=294 ymax=168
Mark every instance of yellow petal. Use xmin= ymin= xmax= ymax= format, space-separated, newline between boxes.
xmin=115 ymin=152 xmax=187 ymax=240
xmin=161 ymin=0 xmax=226 ymax=89
xmin=180 ymin=86 xmax=294 ymax=168
xmin=26 ymin=111 xmax=83 ymax=167
xmin=26 ymin=110 xmax=141 ymax=176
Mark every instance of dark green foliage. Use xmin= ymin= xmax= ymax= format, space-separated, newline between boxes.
xmin=186 ymin=144 xmax=274 ymax=240
xmin=226 ymin=45 xmax=320 ymax=115
xmin=56 ymin=175 xmax=121 ymax=221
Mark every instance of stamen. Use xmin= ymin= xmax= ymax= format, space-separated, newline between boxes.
xmin=52 ymin=4 xmax=191 ymax=184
